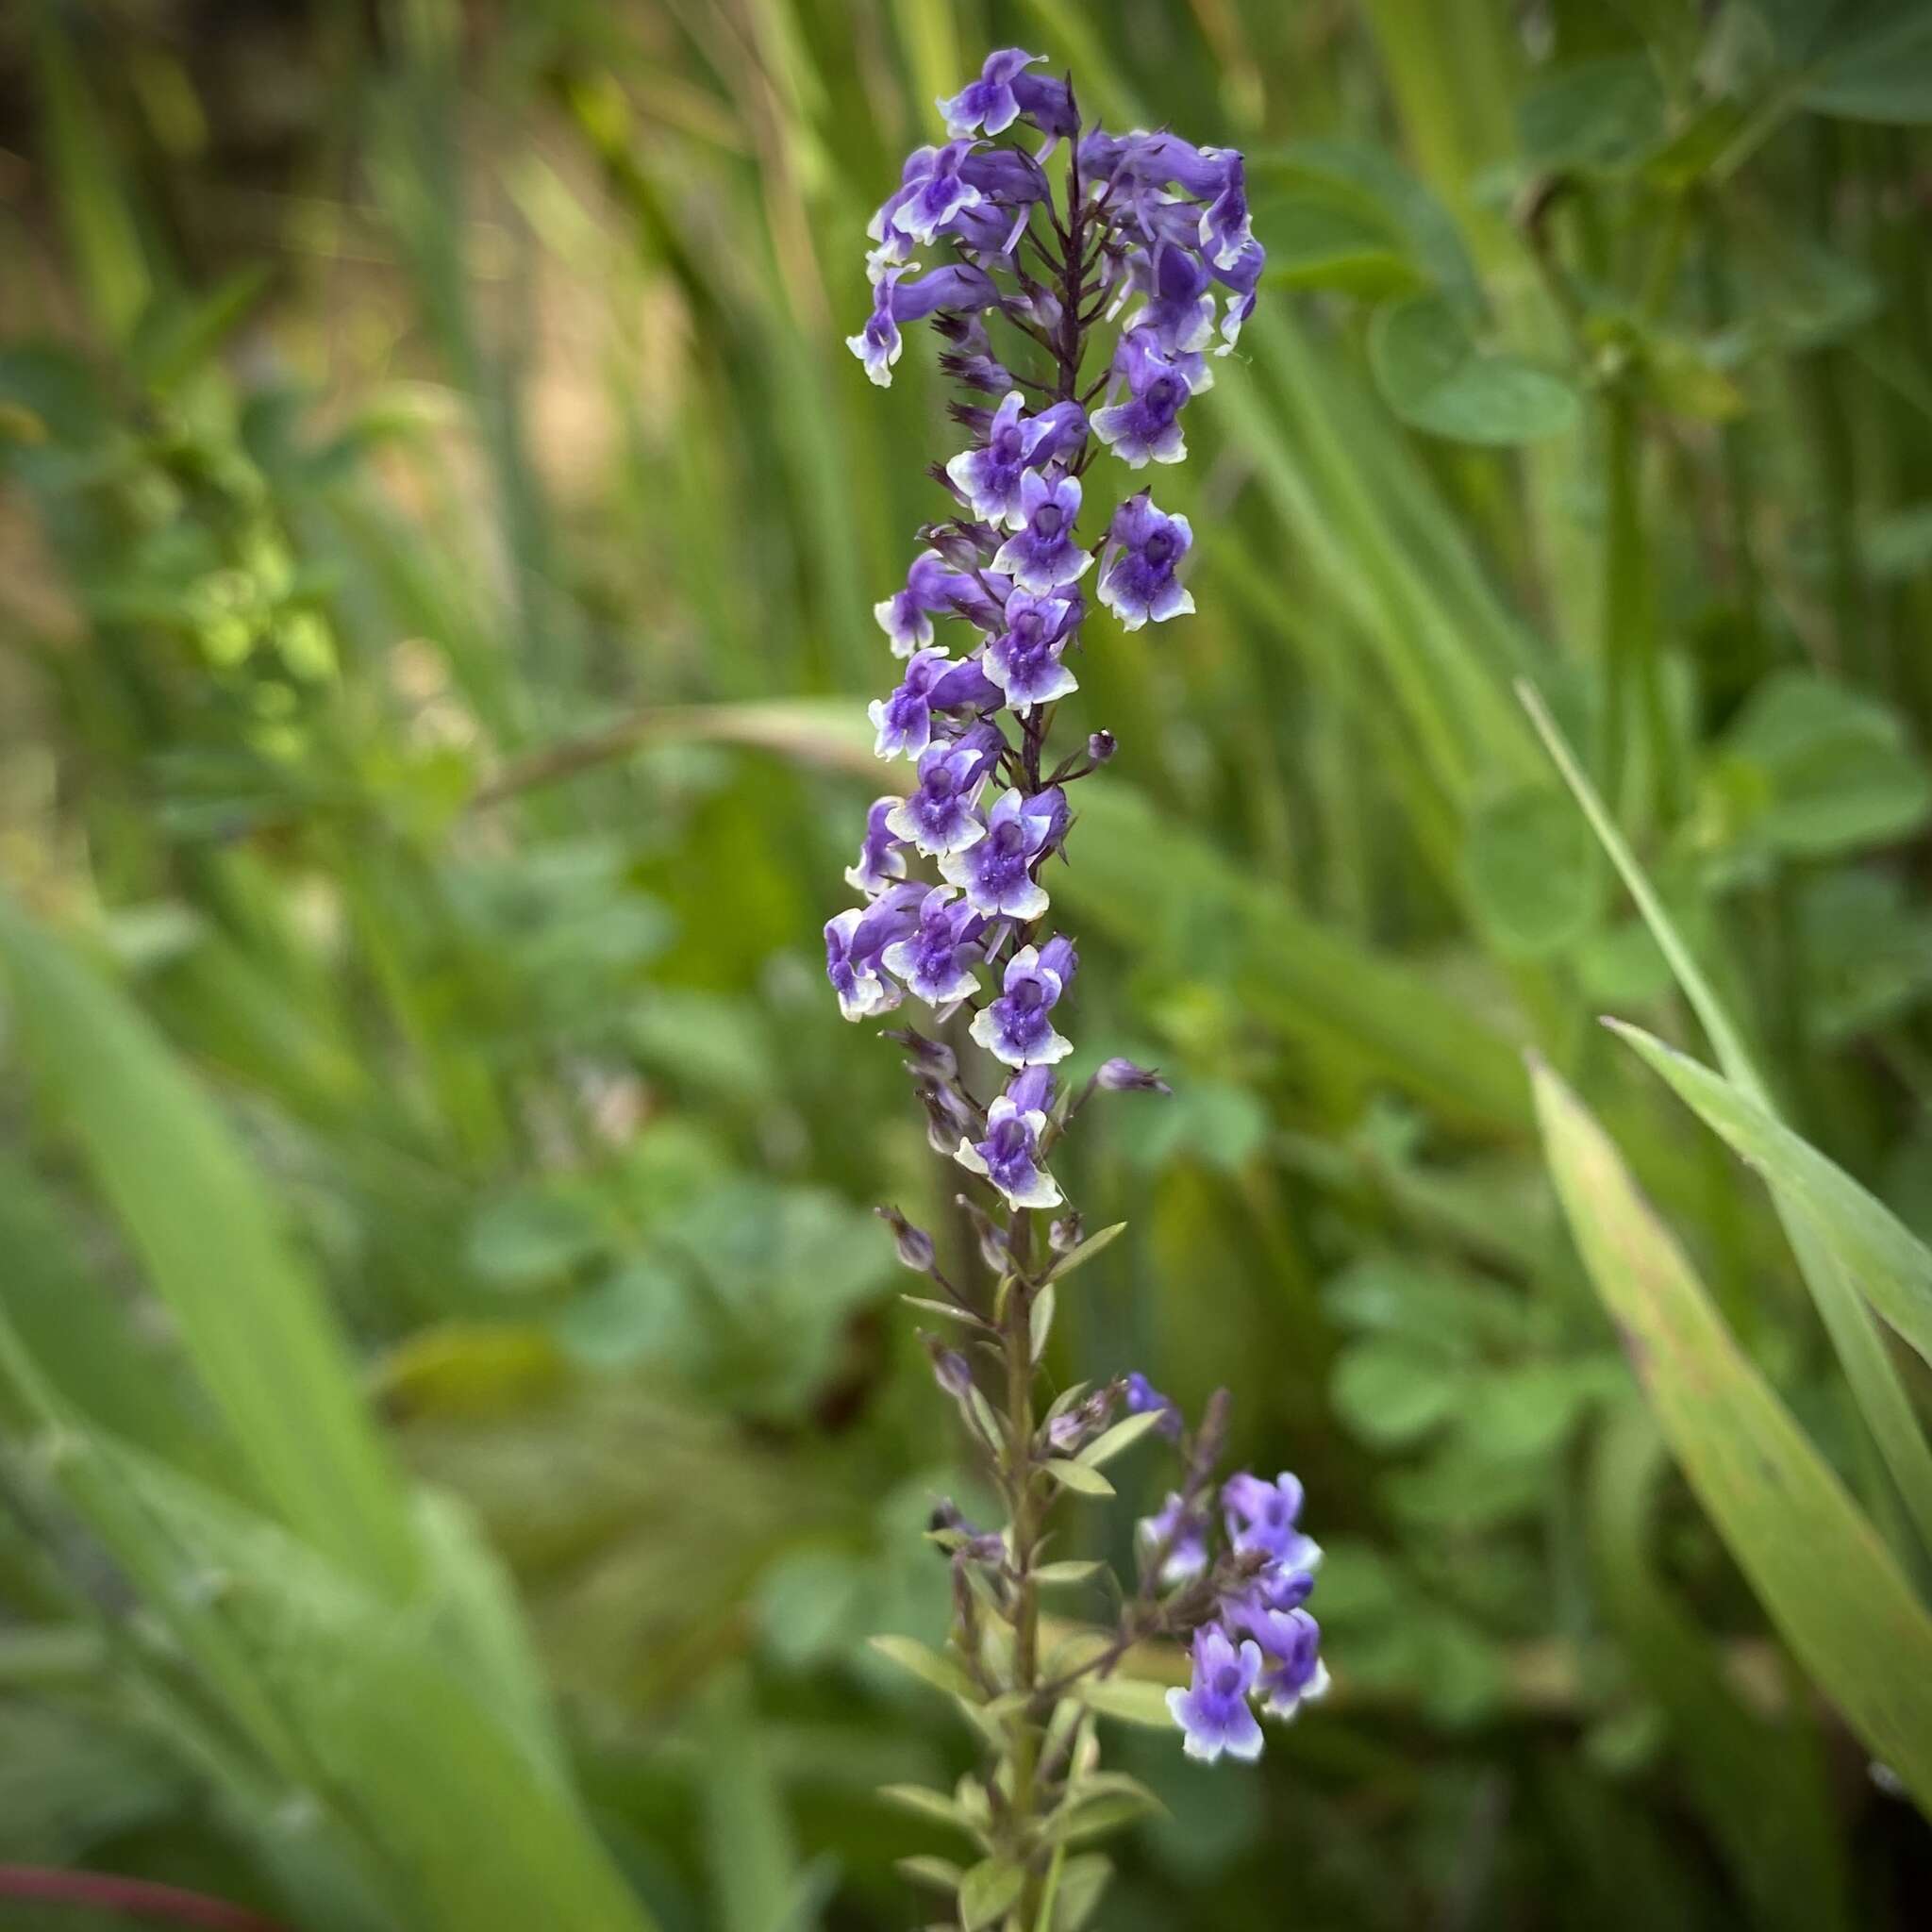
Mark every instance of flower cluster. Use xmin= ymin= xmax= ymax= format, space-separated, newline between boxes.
xmin=827 ymin=50 xmax=1307 ymax=1920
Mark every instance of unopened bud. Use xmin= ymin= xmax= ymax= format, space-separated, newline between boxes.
xmin=1097 ymin=1056 xmax=1172 ymax=1094
xmin=1087 ymin=730 xmax=1117 ymax=765
xmin=874 ymin=1204 xmax=936 ymax=1274
xmin=958 ymin=1195 xmax=1010 ymax=1272
xmin=886 ymin=1027 xmax=958 ymax=1082
xmin=1049 ymin=1211 xmax=1083 ymax=1255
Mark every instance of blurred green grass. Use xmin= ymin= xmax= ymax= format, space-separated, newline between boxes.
xmin=0 ymin=1 xmax=1929 ymax=1926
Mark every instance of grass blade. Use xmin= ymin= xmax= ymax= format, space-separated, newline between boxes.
xmin=1533 ymin=1057 xmax=1932 ymax=1814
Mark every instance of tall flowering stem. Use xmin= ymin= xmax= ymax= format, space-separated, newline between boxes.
xmin=829 ymin=51 xmax=1324 ymax=1924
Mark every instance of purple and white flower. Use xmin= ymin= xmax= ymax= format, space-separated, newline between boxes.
xmin=1092 ymin=335 xmax=1193 ymax=466
xmin=1234 ymin=1604 xmax=1326 ymax=1721
xmin=939 ymin=48 xmax=1077 ymax=142
xmin=945 ymin=393 xmax=1091 ymax=528
xmin=844 ymin=797 xmax=908 ymax=895
xmin=1222 ymin=1471 xmax=1322 ymax=1574
xmin=981 ymin=589 xmax=1080 ymax=712
xmin=887 ymin=732 xmax=998 ymax=856
xmin=939 ymin=786 xmax=1060 ymax=919
xmin=848 ymin=263 xmax=1000 ymax=387
xmin=1137 ymin=1491 xmax=1208 ymax=1584
xmin=881 ymin=886 xmax=985 ymax=1007
xmin=991 ymin=471 xmax=1091 ymax=593
xmin=824 ymin=883 xmax=924 ymax=1021
xmin=876 ymin=142 xmax=984 ymax=250
xmin=1098 ymin=495 xmax=1194 ymax=629
xmin=875 ymin=550 xmax=978 ymax=657
xmin=969 ymin=935 xmax=1076 ymax=1067
xmin=868 ymin=648 xmax=954 ymax=759
xmin=956 ymin=1066 xmax=1061 ymax=1208
xmin=1166 ymin=1624 xmax=1265 ymax=1764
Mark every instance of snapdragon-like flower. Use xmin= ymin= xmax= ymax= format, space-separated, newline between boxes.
xmin=881 ymin=886 xmax=984 ymax=1007
xmin=1138 ymin=1490 xmax=1209 ymax=1584
xmin=1123 ymin=1370 xmax=1183 ymax=1439
xmin=981 ymin=589 xmax=1081 ymax=712
xmin=887 ymin=731 xmax=998 ymax=856
xmin=939 ymin=48 xmax=1078 ymax=142
xmin=992 ymin=470 xmax=1092 ymax=592
xmin=970 ymin=935 xmax=1076 ymax=1066
xmin=940 ymin=785 xmax=1060 ymax=919
xmin=874 ymin=549 xmax=978 ymax=657
xmin=956 ymin=1066 xmax=1061 ymax=1208
xmin=1223 ymin=1470 xmax=1323 ymax=1573
xmin=1167 ymin=1624 xmax=1266 ymax=1764
xmin=1098 ymin=494 xmax=1194 ymax=629
xmin=844 ymin=797 xmax=909 ymax=894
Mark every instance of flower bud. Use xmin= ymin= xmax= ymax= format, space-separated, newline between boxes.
xmin=1049 ymin=1211 xmax=1083 ymax=1254
xmin=874 ymin=1204 xmax=936 ymax=1274
xmin=1097 ymin=1056 xmax=1172 ymax=1094
xmin=924 ymin=1335 xmax=974 ymax=1400
xmin=958 ymin=1195 xmax=1011 ymax=1272
xmin=886 ymin=1026 xmax=958 ymax=1082
xmin=1087 ymin=730 xmax=1117 ymax=765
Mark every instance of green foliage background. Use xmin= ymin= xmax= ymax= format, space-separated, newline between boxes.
xmin=1 ymin=0 xmax=1930 ymax=1925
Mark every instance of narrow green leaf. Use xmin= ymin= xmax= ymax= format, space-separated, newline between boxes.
xmin=958 ymin=1857 xmax=1026 ymax=1930
xmin=1074 ymin=1408 xmax=1170 ymax=1469
xmin=1071 ymin=1674 xmax=1176 ymax=1728
xmin=1532 ymin=1058 xmax=1932 ymax=1813
xmin=1044 ymin=1222 xmax=1126 ymax=1285
xmin=1522 ymin=684 xmax=1932 ymax=1556
xmin=1609 ymin=1020 xmax=1932 ymax=1369
xmin=1034 ymin=1560 xmax=1105 ymax=1589
xmin=895 ymin=1855 xmax=963 ymax=1893
xmin=1044 ymin=1458 xmax=1116 ymax=1498
xmin=1030 ymin=1283 xmax=1057 ymax=1363
xmin=0 ymin=897 xmax=416 ymax=1596
xmin=869 ymin=1633 xmax=978 ymax=1702
xmin=879 ymin=1783 xmax=970 ymax=1831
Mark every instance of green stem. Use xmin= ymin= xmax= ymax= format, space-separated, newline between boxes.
xmin=1003 ymin=1209 xmax=1044 ymax=1924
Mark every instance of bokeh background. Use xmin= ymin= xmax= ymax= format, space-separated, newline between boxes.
xmin=2 ymin=1 xmax=1931 ymax=1927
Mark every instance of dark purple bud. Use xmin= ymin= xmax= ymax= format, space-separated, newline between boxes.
xmin=958 ymin=1195 xmax=1011 ymax=1271
xmin=1097 ymin=1057 xmax=1172 ymax=1094
xmin=874 ymin=1204 xmax=937 ymax=1273
xmin=1123 ymin=1370 xmax=1184 ymax=1439
xmin=922 ymin=520 xmax=1001 ymax=570
xmin=885 ymin=1026 xmax=958 ymax=1082
xmin=1087 ymin=730 xmax=1117 ymax=765
xmin=1049 ymin=1211 xmax=1083 ymax=1254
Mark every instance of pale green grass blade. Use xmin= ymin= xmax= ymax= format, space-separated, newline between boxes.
xmin=1533 ymin=1058 xmax=1932 ymax=1815
xmin=1610 ymin=1020 xmax=1932 ymax=1371
xmin=1521 ymin=684 xmax=1932 ymax=1554
xmin=0 ymin=895 xmax=417 ymax=1596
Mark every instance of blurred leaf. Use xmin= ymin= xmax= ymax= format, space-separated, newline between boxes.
xmin=958 ymin=1858 xmax=1025 ymax=1930
xmin=467 ymin=1184 xmax=614 ymax=1292
xmin=1518 ymin=56 xmax=1669 ymax=175
xmin=1256 ymin=198 xmax=1424 ymax=299
xmin=1070 ymin=1676 xmax=1174 ymax=1728
xmin=1045 ymin=1457 xmax=1116 ymax=1498
xmin=1463 ymin=785 xmax=1604 ymax=958
xmin=1611 ymin=1022 xmax=1932 ymax=1367
xmin=1371 ymin=295 xmax=1581 ymax=445
xmin=1533 ymin=1058 xmax=1932 ymax=1813
xmin=1331 ymin=1341 xmax=1459 ymax=1447
xmin=0 ymin=895 xmax=416 ymax=1595
xmin=1788 ymin=1 xmax=1932 ymax=123
xmin=869 ymin=1633 xmax=977 ymax=1702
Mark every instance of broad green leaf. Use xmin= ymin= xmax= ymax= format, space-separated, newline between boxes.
xmin=1463 ymin=785 xmax=1604 ymax=958
xmin=1370 ymin=295 xmax=1580 ymax=446
xmin=1794 ymin=2 xmax=1932 ymax=124
xmin=1047 ymin=1852 xmax=1111 ymax=1931
xmin=1522 ymin=683 xmax=1932 ymax=1555
xmin=1330 ymin=1341 xmax=1458 ymax=1447
xmin=1517 ymin=55 xmax=1669 ymax=175
xmin=1532 ymin=1058 xmax=1932 ymax=1813
xmin=0 ymin=896 xmax=416 ymax=1596
xmin=1609 ymin=1021 xmax=1932 ymax=1368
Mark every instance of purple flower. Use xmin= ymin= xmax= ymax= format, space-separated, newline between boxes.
xmin=1199 ymin=152 xmax=1251 ymax=271
xmin=1097 ymin=1056 xmax=1172 ymax=1094
xmin=844 ymin=797 xmax=909 ymax=895
xmin=945 ymin=394 xmax=1091 ymax=529
xmin=955 ymin=1067 xmax=1061 ymax=1209
xmin=1137 ymin=1491 xmax=1208 ymax=1584
xmin=991 ymin=471 xmax=1091 ymax=594
xmin=969 ymin=935 xmax=1076 ymax=1067
xmin=940 ymin=786 xmax=1059 ymax=919
xmin=848 ymin=264 xmax=1000 ymax=388
xmin=887 ymin=732 xmax=999 ymax=856
xmin=1232 ymin=1604 xmax=1326 ymax=1721
xmin=1123 ymin=1371 xmax=1182 ymax=1439
xmin=875 ymin=1204 xmax=937 ymax=1273
xmin=981 ymin=589 xmax=1080 ymax=713
xmin=1214 ymin=240 xmax=1265 ymax=348
xmin=1165 ymin=1624 xmax=1265 ymax=1764
xmin=875 ymin=550 xmax=978 ymax=658
xmin=1092 ymin=335 xmax=1193 ymax=467
xmin=1097 ymin=495 xmax=1194 ymax=630
xmin=869 ymin=647 xmax=952 ymax=759
xmin=877 ymin=141 xmax=984 ymax=250
xmin=824 ymin=883 xmax=924 ymax=1021
xmin=1124 ymin=243 xmax=1217 ymax=358
xmin=1222 ymin=1471 xmax=1322 ymax=1573
xmin=939 ymin=48 xmax=1077 ymax=142
xmin=881 ymin=886 xmax=984 ymax=1007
